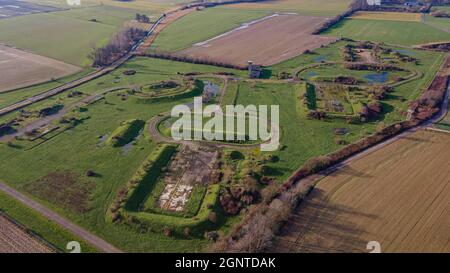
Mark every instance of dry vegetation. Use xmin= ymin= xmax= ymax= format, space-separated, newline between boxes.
xmin=271 ymin=130 xmax=450 ymax=253
xmin=0 ymin=213 xmax=53 ymax=253
xmin=24 ymin=171 xmax=95 ymax=213
xmin=178 ymin=14 xmax=336 ymax=66
xmin=350 ymin=11 xmax=423 ymax=22
xmin=0 ymin=45 xmax=80 ymax=93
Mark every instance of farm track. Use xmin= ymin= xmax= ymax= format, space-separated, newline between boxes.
xmin=0 ymin=14 xmax=167 ymax=117
xmin=0 ymin=181 xmax=122 ymax=253
xmin=0 ymin=4 xmax=448 ymax=252
xmin=270 ymin=62 xmax=450 ymax=253
xmin=0 ymin=86 xmax=130 ymax=142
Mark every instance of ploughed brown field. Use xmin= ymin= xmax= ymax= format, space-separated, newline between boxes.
xmin=178 ymin=14 xmax=336 ymax=66
xmin=0 ymin=214 xmax=53 ymax=253
xmin=271 ymin=130 xmax=450 ymax=253
xmin=0 ymin=44 xmax=80 ymax=93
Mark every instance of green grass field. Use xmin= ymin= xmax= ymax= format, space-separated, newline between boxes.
xmin=324 ymin=19 xmax=450 ymax=46
xmin=26 ymin=0 xmax=175 ymax=13
xmin=223 ymin=0 xmax=353 ymax=16
xmin=0 ymin=49 xmax=444 ymax=250
xmin=150 ymin=8 xmax=270 ymax=52
xmin=0 ymin=57 xmax=246 ymax=252
xmin=424 ymin=15 xmax=450 ymax=32
xmin=269 ymin=41 xmax=445 ymax=123
xmin=0 ymin=69 xmax=93 ymax=109
xmin=0 ymin=191 xmax=97 ymax=253
xmin=0 ymin=0 xmax=447 ymax=252
xmin=0 ymin=6 xmax=140 ymax=66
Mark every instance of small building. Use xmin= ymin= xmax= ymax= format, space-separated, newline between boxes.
xmin=404 ymin=1 xmax=421 ymax=7
xmin=248 ymin=61 xmax=262 ymax=79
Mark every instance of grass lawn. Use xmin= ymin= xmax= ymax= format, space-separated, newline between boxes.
xmin=324 ymin=19 xmax=450 ymax=46
xmin=269 ymin=41 xmax=446 ymax=124
xmin=0 ymin=44 xmax=444 ymax=251
xmin=26 ymin=0 xmax=175 ymax=13
xmin=223 ymin=0 xmax=353 ymax=17
xmin=424 ymin=15 xmax=450 ymax=32
xmin=0 ymin=57 xmax=246 ymax=252
xmin=0 ymin=6 xmax=139 ymax=66
xmin=0 ymin=68 xmax=94 ymax=109
xmin=150 ymin=8 xmax=270 ymax=52
xmin=233 ymin=81 xmax=376 ymax=181
xmin=0 ymin=191 xmax=98 ymax=253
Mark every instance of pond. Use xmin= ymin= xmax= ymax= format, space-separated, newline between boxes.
xmin=122 ymin=128 xmax=144 ymax=155
xmin=314 ymin=55 xmax=328 ymax=62
xmin=305 ymin=71 xmax=319 ymax=79
xmin=364 ymin=71 xmax=389 ymax=84
xmin=395 ymin=49 xmax=415 ymax=56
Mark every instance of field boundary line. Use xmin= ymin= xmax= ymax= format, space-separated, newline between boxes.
xmin=0 ymin=181 xmax=123 ymax=253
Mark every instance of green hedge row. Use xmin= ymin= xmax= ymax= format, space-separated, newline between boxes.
xmin=124 ymin=144 xmax=178 ymax=211
xmin=136 ymin=79 xmax=203 ymax=103
xmin=107 ymin=144 xmax=177 ymax=222
xmin=124 ymin=184 xmax=220 ymax=238
xmin=108 ymin=143 xmax=220 ymax=237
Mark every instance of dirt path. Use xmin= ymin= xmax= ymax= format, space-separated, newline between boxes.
xmin=0 ymin=181 xmax=122 ymax=253
xmin=0 ymin=14 xmax=167 ymax=117
xmin=146 ymin=74 xmax=272 ymax=149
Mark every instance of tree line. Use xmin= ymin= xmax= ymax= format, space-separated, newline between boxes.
xmin=90 ymin=27 xmax=147 ymax=67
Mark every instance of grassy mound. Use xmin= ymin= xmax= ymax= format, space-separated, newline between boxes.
xmin=106 ymin=119 xmax=145 ymax=147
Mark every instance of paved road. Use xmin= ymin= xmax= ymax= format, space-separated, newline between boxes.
xmin=0 ymin=15 xmax=166 ymax=117
xmin=0 ymin=181 xmax=122 ymax=253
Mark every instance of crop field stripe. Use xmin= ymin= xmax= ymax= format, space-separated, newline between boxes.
xmin=350 ymin=11 xmax=423 ymax=22
xmin=271 ymin=130 xmax=450 ymax=253
xmin=0 ymin=181 xmax=122 ymax=253
xmin=179 ymin=14 xmax=336 ymax=66
xmin=324 ymin=19 xmax=450 ymax=46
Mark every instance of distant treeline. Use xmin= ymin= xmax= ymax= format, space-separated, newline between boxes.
xmin=312 ymin=0 xmax=370 ymax=34
xmin=91 ymin=27 xmax=146 ymax=67
xmin=181 ymin=0 xmax=270 ymax=9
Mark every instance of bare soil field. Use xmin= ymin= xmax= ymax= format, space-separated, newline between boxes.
xmin=0 ymin=0 xmax=58 ymax=19
xmin=178 ymin=14 xmax=336 ymax=67
xmin=0 ymin=213 xmax=53 ymax=253
xmin=0 ymin=44 xmax=80 ymax=93
xmin=271 ymin=130 xmax=450 ymax=253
